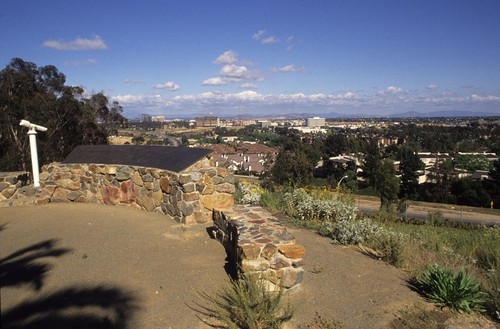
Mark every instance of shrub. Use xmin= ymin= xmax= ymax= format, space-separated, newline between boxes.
xmin=367 ymin=230 xmax=407 ymax=267
xmin=196 ymin=273 xmax=294 ymax=329
xmin=237 ymin=180 xmax=265 ymax=205
xmin=416 ymin=265 xmax=487 ymax=313
xmin=328 ymin=218 xmax=381 ymax=245
xmin=283 ymin=189 xmax=357 ymax=223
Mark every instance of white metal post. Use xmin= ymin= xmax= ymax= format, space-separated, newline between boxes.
xmin=28 ymin=128 xmax=40 ymax=187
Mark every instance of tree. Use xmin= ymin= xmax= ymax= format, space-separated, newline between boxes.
xmin=399 ymin=147 xmax=425 ymax=200
xmin=373 ymin=159 xmax=400 ymax=211
xmin=0 ymin=58 xmax=126 ymax=172
xmin=361 ymin=140 xmax=381 ymax=187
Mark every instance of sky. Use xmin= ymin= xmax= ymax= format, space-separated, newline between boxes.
xmin=1 ymin=0 xmax=500 ymax=118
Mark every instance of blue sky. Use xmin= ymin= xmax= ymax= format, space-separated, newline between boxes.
xmin=1 ymin=1 xmax=500 ymax=118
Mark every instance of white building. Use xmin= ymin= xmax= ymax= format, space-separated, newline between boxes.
xmin=306 ymin=117 xmax=325 ymax=127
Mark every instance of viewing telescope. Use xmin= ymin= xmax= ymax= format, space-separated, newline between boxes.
xmin=19 ymin=119 xmax=48 ymax=132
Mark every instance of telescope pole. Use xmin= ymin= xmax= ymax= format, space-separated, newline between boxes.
xmin=28 ymin=128 xmax=40 ymax=187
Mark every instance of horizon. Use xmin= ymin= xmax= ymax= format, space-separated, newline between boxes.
xmin=1 ymin=1 xmax=500 ymax=118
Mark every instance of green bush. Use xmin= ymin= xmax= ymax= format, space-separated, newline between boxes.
xmin=283 ymin=189 xmax=357 ymax=223
xmin=367 ymin=230 xmax=407 ymax=267
xmin=416 ymin=265 xmax=487 ymax=313
xmin=197 ymin=273 xmax=294 ymax=329
xmin=328 ymin=218 xmax=380 ymax=245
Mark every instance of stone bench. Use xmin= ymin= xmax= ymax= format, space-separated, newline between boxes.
xmin=212 ymin=205 xmax=305 ymax=292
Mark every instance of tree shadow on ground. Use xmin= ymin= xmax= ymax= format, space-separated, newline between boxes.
xmin=1 ymin=285 xmax=139 ymax=329
xmin=0 ymin=238 xmax=71 ymax=291
xmin=1 ymin=227 xmax=139 ymax=329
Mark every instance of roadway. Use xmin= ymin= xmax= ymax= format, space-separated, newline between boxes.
xmin=356 ymin=198 xmax=500 ymax=227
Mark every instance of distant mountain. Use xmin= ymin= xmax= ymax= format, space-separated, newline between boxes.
xmin=389 ymin=110 xmax=500 ymax=118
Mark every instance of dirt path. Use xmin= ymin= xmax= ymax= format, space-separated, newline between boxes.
xmin=1 ymin=204 xmax=497 ymax=328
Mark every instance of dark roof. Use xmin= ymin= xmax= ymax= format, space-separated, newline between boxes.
xmin=62 ymin=145 xmax=212 ymax=172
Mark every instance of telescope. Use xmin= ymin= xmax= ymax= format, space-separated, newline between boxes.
xmin=19 ymin=119 xmax=48 ymax=132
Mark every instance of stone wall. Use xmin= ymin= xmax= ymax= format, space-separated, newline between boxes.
xmin=1 ymin=161 xmax=235 ymax=224
xmin=0 ymin=171 xmax=30 ymax=202
xmin=212 ymin=207 xmax=305 ymax=292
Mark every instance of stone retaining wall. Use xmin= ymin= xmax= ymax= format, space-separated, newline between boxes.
xmin=1 ymin=161 xmax=235 ymax=224
xmin=212 ymin=207 xmax=305 ymax=292
xmin=0 ymin=171 xmax=30 ymax=201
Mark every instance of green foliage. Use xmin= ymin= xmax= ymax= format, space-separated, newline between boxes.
xmin=328 ymin=218 xmax=381 ymax=245
xmin=416 ymin=265 xmax=487 ymax=313
xmin=453 ymin=154 xmax=494 ymax=172
xmin=236 ymin=180 xmax=265 ymax=204
xmin=197 ymin=273 xmax=293 ymax=329
xmin=0 ymin=58 xmax=126 ymax=172
xmin=283 ymin=189 xmax=357 ymax=223
xmin=372 ymin=158 xmax=400 ymax=210
xmin=367 ymin=230 xmax=407 ymax=267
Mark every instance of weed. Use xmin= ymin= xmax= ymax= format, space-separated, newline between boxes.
xmin=195 ymin=273 xmax=293 ymax=329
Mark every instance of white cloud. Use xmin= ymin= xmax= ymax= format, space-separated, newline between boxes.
xmin=241 ymin=83 xmax=257 ymax=89
xmin=426 ymin=84 xmax=439 ymax=90
xmin=386 ymin=86 xmax=403 ymax=94
xmin=220 ymin=64 xmax=251 ymax=79
xmin=271 ymin=64 xmax=304 ymax=73
xmin=202 ymin=77 xmax=228 ymax=86
xmin=252 ymin=30 xmax=278 ymax=44
xmin=43 ymin=35 xmax=108 ymax=50
xmin=153 ymin=81 xmax=180 ymax=91
xmin=252 ymin=30 xmax=266 ymax=40
xmin=113 ymin=89 xmax=500 ymax=118
xmin=261 ymin=36 xmax=278 ymax=44
xmin=214 ymin=50 xmax=238 ymax=65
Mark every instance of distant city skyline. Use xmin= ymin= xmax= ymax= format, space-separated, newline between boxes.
xmin=1 ymin=1 xmax=499 ymax=118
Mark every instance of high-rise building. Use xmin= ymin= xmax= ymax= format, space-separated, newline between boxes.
xmin=141 ymin=113 xmax=152 ymax=123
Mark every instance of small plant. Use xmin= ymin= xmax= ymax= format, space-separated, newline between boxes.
xmin=367 ymin=230 xmax=407 ymax=267
xmin=236 ymin=180 xmax=265 ymax=205
xmin=196 ymin=273 xmax=294 ymax=329
xmin=328 ymin=218 xmax=380 ymax=245
xmin=416 ymin=265 xmax=487 ymax=313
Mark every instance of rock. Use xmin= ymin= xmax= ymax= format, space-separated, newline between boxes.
xmin=182 ymin=182 xmax=196 ymax=193
xmin=179 ymin=173 xmax=192 ymax=184
xmin=159 ymin=176 xmax=169 ymax=192
xmin=277 ymin=268 xmax=304 ymax=288
xmin=215 ymin=182 xmax=236 ymax=194
xmin=100 ymin=185 xmax=121 ymax=205
xmin=51 ymin=187 xmax=68 ymax=202
xmin=278 ymin=244 xmax=305 ymax=259
xmin=56 ymin=178 xmax=80 ymax=191
xmin=270 ymin=257 xmax=291 ymax=270
xmin=239 ymin=243 xmax=261 ymax=260
xmin=67 ymin=190 xmax=82 ymax=201
xmin=261 ymin=243 xmax=279 ymax=260
xmin=133 ymin=171 xmax=144 ymax=186
xmin=201 ymin=193 xmax=234 ymax=210
xmin=1 ymin=187 xmax=16 ymax=199
xmin=116 ymin=166 xmax=134 ymax=181
xmin=242 ymin=259 xmax=270 ymax=272
xmin=183 ymin=192 xmax=199 ymax=202
xmin=153 ymin=189 xmax=163 ymax=206
xmin=142 ymin=173 xmax=154 ymax=182
xmin=39 ymin=171 xmax=50 ymax=181
xmin=120 ymin=180 xmax=136 ymax=202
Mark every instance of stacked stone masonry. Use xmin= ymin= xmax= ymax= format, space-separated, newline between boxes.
xmin=0 ymin=172 xmax=30 ymax=202
xmin=0 ymin=161 xmax=234 ymax=224
xmin=213 ymin=205 xmax=305 ymax=292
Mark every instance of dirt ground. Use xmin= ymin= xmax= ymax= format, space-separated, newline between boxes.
xmin=1 ymin=203 xmax=498 ymax=328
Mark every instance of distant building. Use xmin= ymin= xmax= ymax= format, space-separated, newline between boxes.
xmin=258 ymin=120 xmax=271 ymax=128
xmin=306 ymin=117 xmax=325 ymax=127
xmin=141 ymin=114 xmax=152 ymax=123
xmin=196 ymin=116 xmax=220 ymax=127
xmin=151 ymin=115 xmax=166 ymax=122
